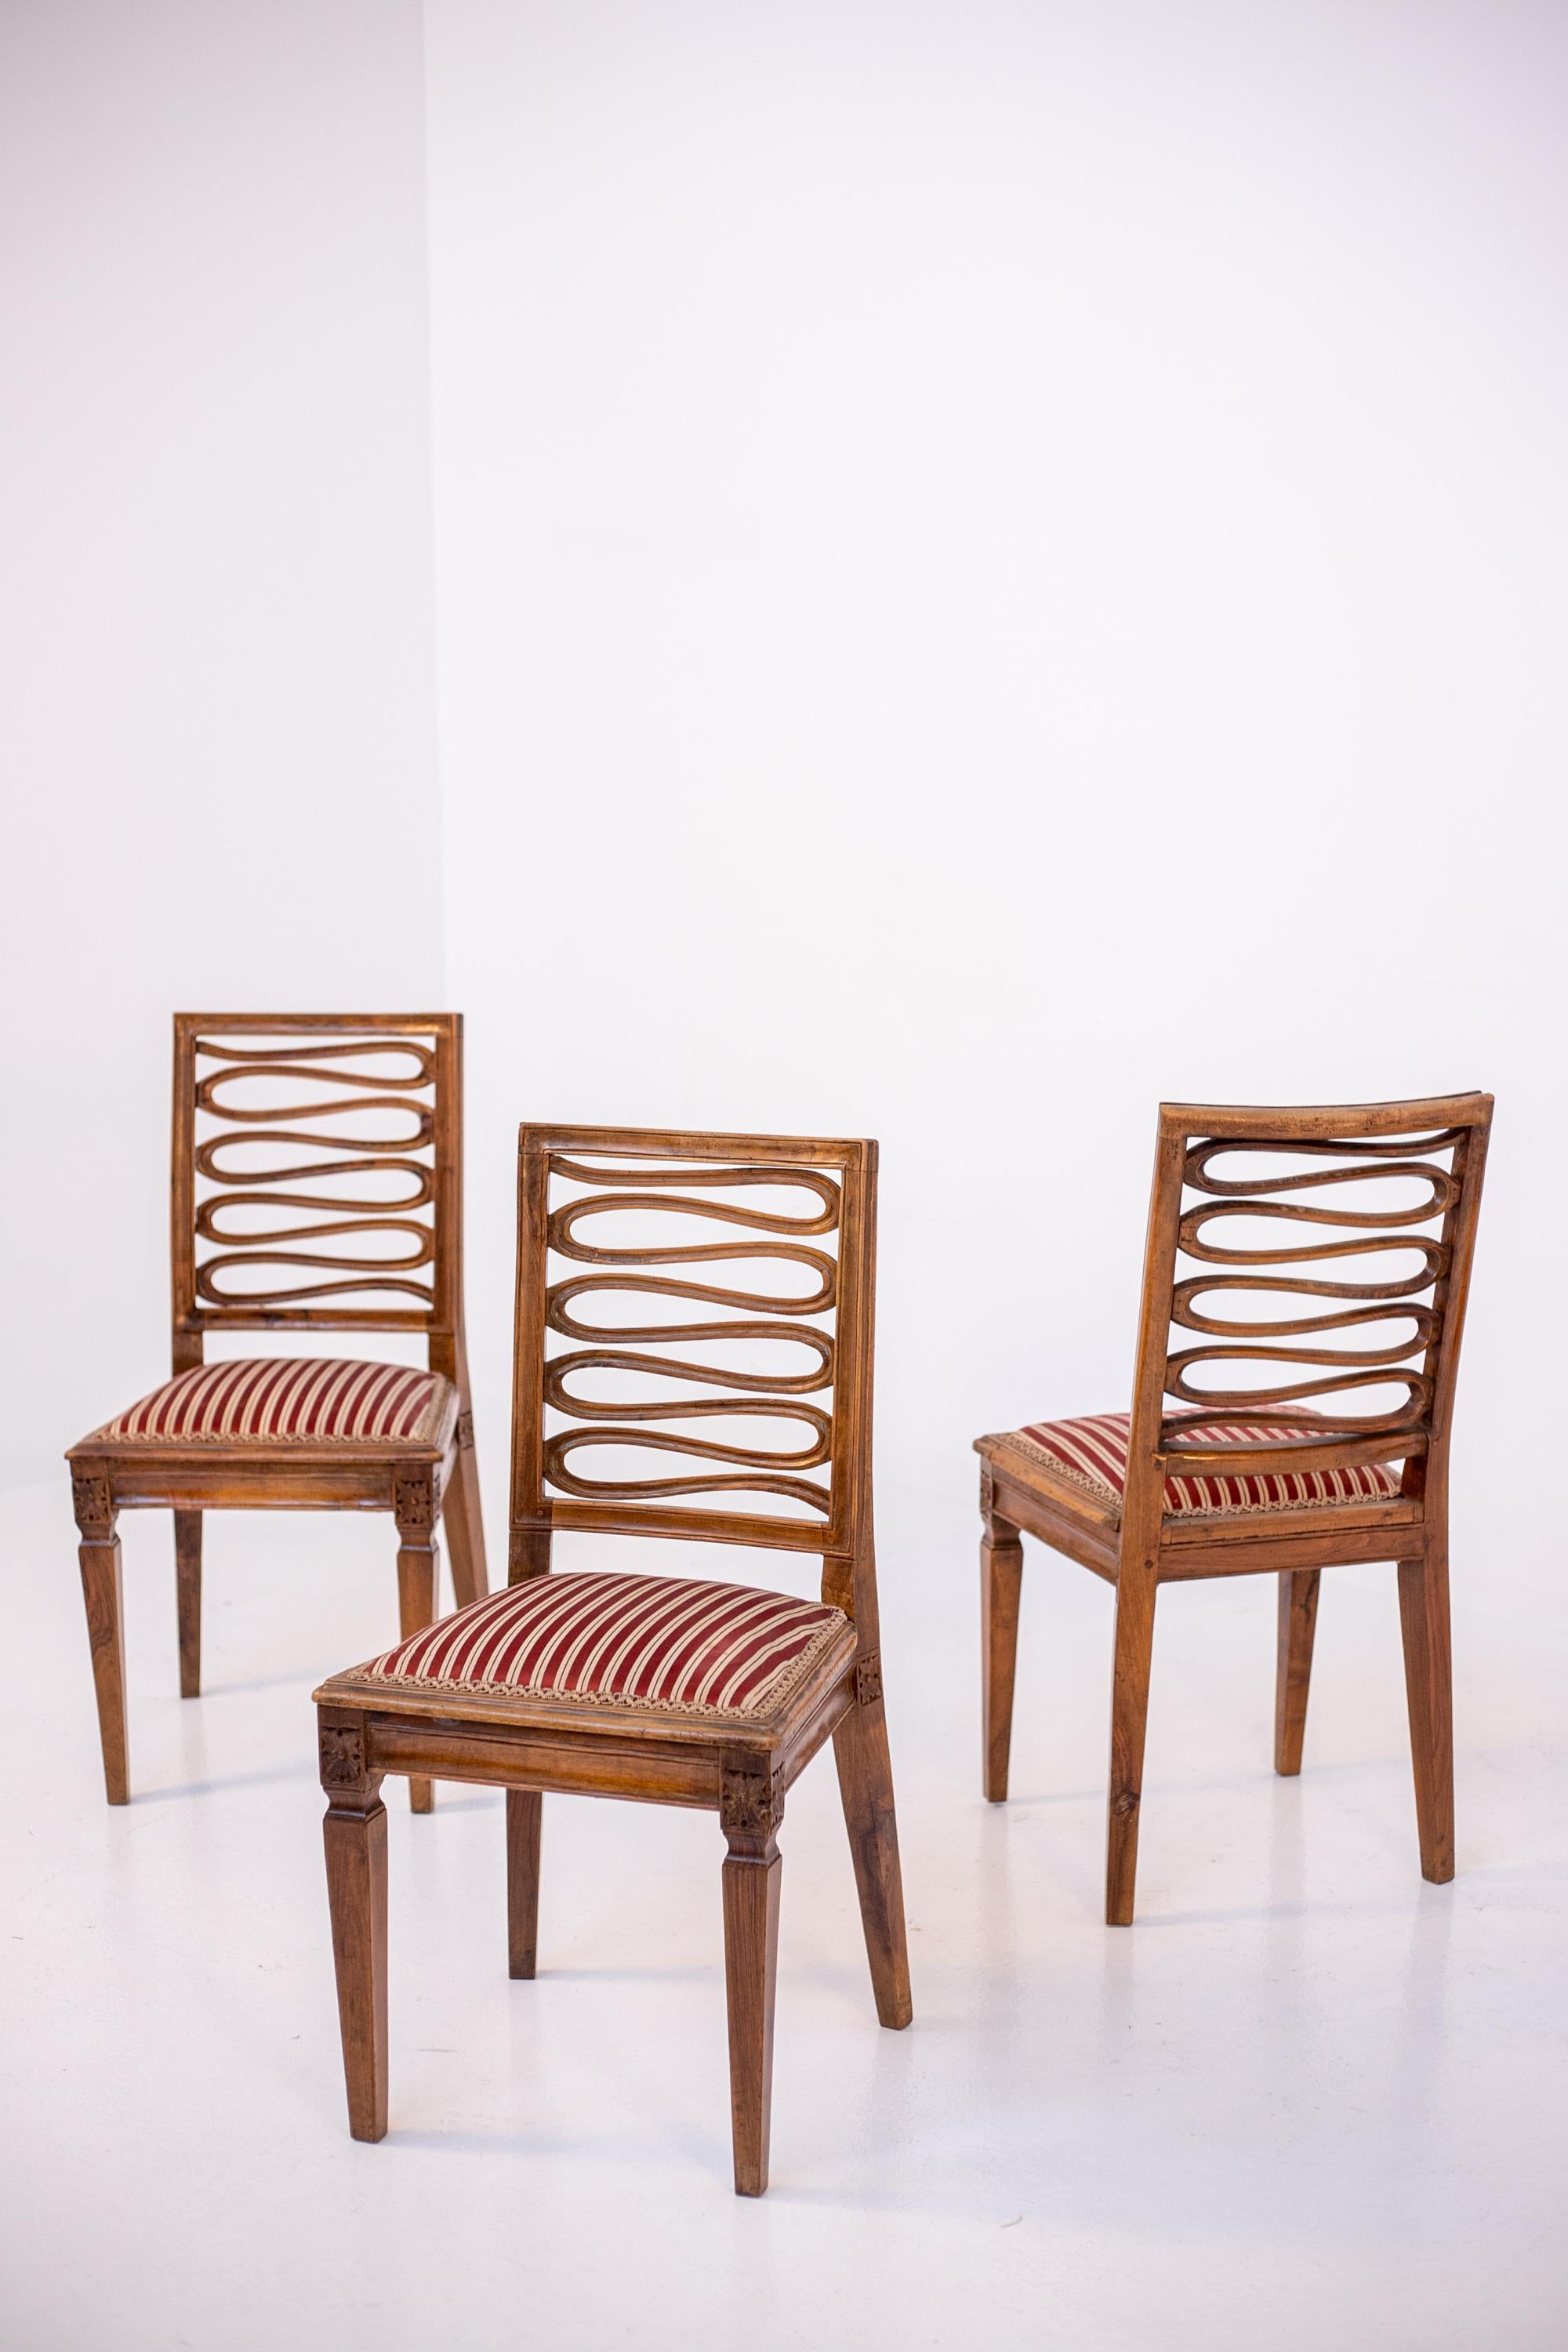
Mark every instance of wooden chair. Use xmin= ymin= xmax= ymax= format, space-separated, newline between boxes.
xmin=67 ymin=1013 xmax=488 ymax=1808
xmin=976 ymin=1093 xmax=1492 ymax=1925
xmin=313 ymin=1123 xmax=912 ymax=2193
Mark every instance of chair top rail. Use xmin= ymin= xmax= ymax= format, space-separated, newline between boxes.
xmin=1158 ymin=1092 xmax=1491 ymax=1142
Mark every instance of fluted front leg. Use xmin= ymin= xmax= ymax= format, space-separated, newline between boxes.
xmin=320 ymin=1713 xmax=389 ymax=2143
xmin=394 ymin=1471 xmax=441 ymax=1813
xmin=72 ymin=1464 xmax=128 ymax=1805
xmin=981 ymin=1477 xmax=1025 ymax=1802
xmin=720 ymin=1756 xmax=783 ymax=2197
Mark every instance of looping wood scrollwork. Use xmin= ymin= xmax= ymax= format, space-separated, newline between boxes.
xmin=1163 ymin=1127 xmax=1464 ymax=1453
xmin=189 ymin=1033 xmax=439 ymax=1317
xmin=541 ymin=1159 xmax=841 ymax=1519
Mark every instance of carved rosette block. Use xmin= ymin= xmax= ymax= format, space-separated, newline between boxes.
xmin=720 ymin=1759 xmax=779 ymax=1846
xmin=979 ymin=1461 xmax=995 ymax=1520
xmin=456 ymin=1410 xmax=475 ymax=1451
xmin=71 ymin=1468 xmax=114 ymax=1537
xmin=319 ymin=1723 xmax=367 ymax=1790
xmin=393 ymin=1472 xmax=438 ymax=1536
xmin=855 ymin=1651 xmax=883 ymax=1708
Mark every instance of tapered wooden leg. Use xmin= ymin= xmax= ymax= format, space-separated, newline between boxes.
xmin=78 ymin=1534 xmax=129 ymax=1804
xmin=981 ymin=1503 xmax=1025 ymax=1802
xmin=722 ymin=1844 xmax=782 ymax=2196
xmin=833 ymin=1669 xmax=913 ymax=2030
xmin=1105 ymin=1563 xmax=1157 ymax=1926
xmin=1273 ymin=1568 xmax=1320 ymax=1777
xmin=1399 ymin=1543 xmax=1454 ymax=1884
xmin=506 ymin=1788 xmax=543 ymax=1978
xmin=321 ymin=1733 xmax=389 ymax=2143
xmin=174 ymin=1511 xmax=203 ymax=1699
xmin=71 ymin=1467 xmax=128 ymax=1804
xmin=441 ymin=1413 xmax=488 ymax=1610
xmin=720 ymin=1756 xmax=782 ymax=2196
xmin=395 ymin=1473 xmax=441 ymax=1814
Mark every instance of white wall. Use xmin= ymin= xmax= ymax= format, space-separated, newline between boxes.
xmin=9 ymin=2 xmax=1563 ymax=1555
xmin=424 ymin=0 xmax=1567 ymax=1568
xmin=1 ymin=1 xmax=445 ymax=1482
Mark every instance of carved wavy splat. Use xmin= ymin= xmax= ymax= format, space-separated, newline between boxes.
xmin=1162 ymin=1127 xmax=1465 ymax=1457
xmin=189 ymin=1035 xmax=439 ymax=1319
xmin=540 ymin=1158 xmax=842 ymax=1520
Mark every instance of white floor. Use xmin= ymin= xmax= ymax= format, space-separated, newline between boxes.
xmin=2 ymin=1474 xmax=1563 ymax=2351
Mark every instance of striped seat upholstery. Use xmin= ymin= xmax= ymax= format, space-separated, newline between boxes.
xmin=985 ymin=1410 xmax=1402 ymax=1519
xmin=349 ymin=1571 xmax=851 ymax=1721
xmin=93 ymin=1359 xmax=452 ymax=1446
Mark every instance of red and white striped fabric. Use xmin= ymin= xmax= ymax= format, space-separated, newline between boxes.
xmin=352 ymin=1571 xmax=850 ymax=1719
xmin=990 ymin=1410 xmax=1402 ymax=1517
xmin=94 ymin=1359 xmax=451 ymax=1446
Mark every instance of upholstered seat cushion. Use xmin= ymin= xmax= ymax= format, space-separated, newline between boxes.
xmin=982 ymin=1410 xmax=1402 ymax=1519
xmin=91 ymin=1359 xmax=452 ymax=1446
xmin=344 ymin=1571 xmax=851 ymax=1721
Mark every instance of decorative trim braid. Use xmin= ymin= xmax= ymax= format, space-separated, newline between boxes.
xmin=93 ymin=1359 xmax=451 ymax=1446
xmin=345 ymin=1570 xmax=849 ymax=1722
xmin=988 ymin=1410 xmax=1403 ymax=1519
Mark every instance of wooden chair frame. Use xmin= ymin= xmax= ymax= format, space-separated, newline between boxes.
xmin=67 ymin=1012 xmax=488 ymax=1806
xmin=314 ymin=1123 xmax=912 ymax=2194
xmin=978 ymin=1092 xmax=1493 ymax=1925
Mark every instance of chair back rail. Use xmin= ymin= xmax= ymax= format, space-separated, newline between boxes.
xmin=169 ymin=1013 xmax=466 ymax=1373
xmin=510 ymin=1124 xmax=879 ymax=1620
xmin=1124 ymin=1093 xmax=1493 ymax=1529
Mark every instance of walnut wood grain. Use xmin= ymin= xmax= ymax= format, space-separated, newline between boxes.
xmin=980 ymin=1485 xmax=1025 ymax=1803
xmin=173 ymin=1512 xmax=202 ymax=1700
xmin=832 ymin=1679 xmax=913 ymax=2030
xmin=394 ymin=1471 xmax=441 ymax=1815
xmin=77 ymin=1526 xmax=128 ymax=1806
xmin=1273 ymin=1569 xmax=1321 ymax=1777
xmin=322 ymin=1774 xmax=390 ymax=2140
xmin=506 ymin=1789 xmax=543 ymax=1979
xmin=1399 ymin=1538 xmax=1455 ymax=1882
xmin=722 ymin=1838 xmax=782 ymax=2197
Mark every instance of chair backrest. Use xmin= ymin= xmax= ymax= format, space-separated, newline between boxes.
xmin=509 ymin=1124 xmax=878 ymax=1620
xmin=170 ymin=1013 xmax=466 ymax=1374
xmin=1124 ymin=1093 xmax=1493 ymax=1534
